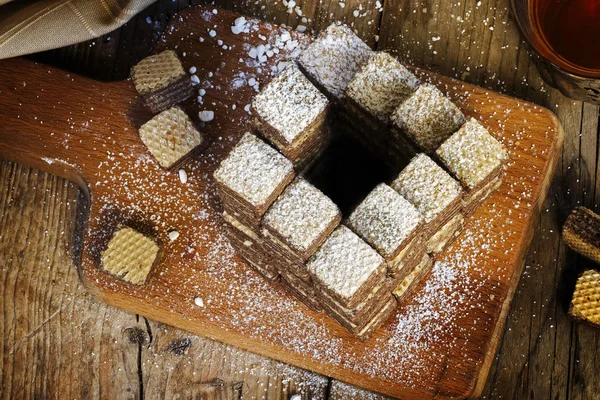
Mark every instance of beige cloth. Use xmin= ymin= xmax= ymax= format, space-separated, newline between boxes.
xmin=0 ymin=0 xmax=156 ymax=59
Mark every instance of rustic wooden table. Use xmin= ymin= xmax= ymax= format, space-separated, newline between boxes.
xmin=1 ymin=0 xmax=599 ymax=399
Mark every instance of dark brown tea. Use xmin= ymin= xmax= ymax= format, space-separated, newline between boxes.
xmin=533 ymin=0 xmax=600 ymax=72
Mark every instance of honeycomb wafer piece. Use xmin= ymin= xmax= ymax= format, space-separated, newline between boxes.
xmin=252 ymin=64 xmax=330 ymax=167
xmin=138 ymin=107 xmax=204 ymax=170
xmin=569 ymin=269 xmax=600 ymax=327
xmin=563 ymin=207 xmax=600 ymax=265
xmin=214 ymin=133 xmax=295 ymax=229
xmin=131 ymin=50 xmax=193 ymax=113
xmin=101 ymin=226 xmax=160 ymax=285
xmin=298 ymin=23 xmax=373 ymax=100
xmin=346 ymin=52 xmax=420 ymax=123
xmin=391 ymin=83 xmax=465 ymax=153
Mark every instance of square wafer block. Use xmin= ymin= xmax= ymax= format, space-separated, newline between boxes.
xmin=436 ymin=118 xmax=508 ymax=215
xmin=101 ymin=226 xmax=160 ymax=285
xmin=214 ymin=133 xmax=295 ymax=229
xmin=391 ymin=83 xmax=465 ymax=153
xmin=426 ymin=213 xmax=464 ymax=254
xmin=131 ymin=50 xmax=193 ymax=113
xmin=392 ymin=254 xmax=433 ymax=302
xmin=280 ymin=270 xmax=323 ymax=312
xmin=563 ymin=207 xmax=600 ymax=265
xmin=252 ymin=64 xmax=330 ymax=167
xmin=569 ymin=269 xmax=600 ymax=328
xmin=262 ymin=177 xmax=341 ymax=266
xmin=391 ymin=154 xmax=463 ymax=237
xmin=138 ymin=107 xmax=204 ymax=170
xmin=353 ymin=295 xmax=397 ymax=341
xmin=307 ymin=225 xmax=387 ymax=309
xmin=346 ymin=52 xmax=420 ymax=123
xmin=223 ymin=212 xmax=279 ymax=281
xmin=298 ymin=23 xmax=373 ymax=100
xmin=347 ymin=183 xmax=423 ymax=262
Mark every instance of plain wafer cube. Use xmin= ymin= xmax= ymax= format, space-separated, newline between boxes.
xmin=569 ymin=269 xmax=600 ymax=328
xmin=101 ymin=226 xmax=160 ymax=285
xmin=298 ymin=23 xmax=373 ymax=100
xmin=214 ymin=133 xmax=294 ymax=229
xmin=138 ymin=107 xmax=204 ymax=169
xmin=131 ymin=50 xmax=193 ymax=113
xmin=391 ymin=83 xmax=465 ymax=153
xmin=252 ymin=64 xmax=330 ymax=167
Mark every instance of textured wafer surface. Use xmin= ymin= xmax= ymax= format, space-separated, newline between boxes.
xmin=214 ymin=133 xmax=294 ymax=208
xmin=563 ymin=207 xmax=600 ymax=265
xmin=253 ymin=64 xmax=328 ymax=144
xmin=392 ymin=83 xmax=465 ymax=153
xmin=391 ymin=154 xmax=463 ymax=223
xmin=569 ymin=269 xmax=600 ymax=327
xmin=101 ymin=226 xmax=159 ymax=285
xmin=436 ymin=118 xmax=508 ymax=189
xmin=138 ymin=107 xmax=203 ymax=169
xmin=348 ymin=183 xmax=422 ymax=259
xmin=298 ymin=23 xmax=373 ymax=99
xmin=131 ymin=50 xmax=187 ymax=95
xmin=346 ymin=52 xmax=420 ymax=122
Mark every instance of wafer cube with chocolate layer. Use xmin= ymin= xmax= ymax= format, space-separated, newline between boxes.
xmin=391 ymin=83 xmax=465 ymax=153
xmin=391 ymin=154 xmax=464 ymax=254
xmin=569 ymin=269 xmax=600 ymax=328
xmin=347 ymin=183 xmax=425 ymax=280
xmin=139 ymin=107 xmax=204 ymax=170
xmin=214 ymin=133 xmax=295 ymax=229
xmin=563 ymin=207 xmax=600 ymax=265
xmin=131 ymin=50 xmax=193 ymax=113
xmin=253 ymin=64 xmax=330 ymax=167
xmin=262 ymin=177 xmax=341 ymax=274
xmin=392 ymin=254 xmax=433 ymax=302
xmin=101 ymin=226 xmax=160 ymax=285
xmin=436 ymin=118 xmax=508 ymax=216
xmin=298 ymin=23 xmax=373 ymax=100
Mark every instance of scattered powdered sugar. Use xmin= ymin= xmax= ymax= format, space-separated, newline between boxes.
xmin=306 ymin=226 xmax=383 ymax=299
xmin=263 ymin=178 xmax=340 ymax=252
xmin=347 ymin=183 xmax=422 ymax=258
xmin=252 ymin=64 xmax=328 ymax=144
xmin=214 ymin=133 xmax=293 ymax=207
xmin=198 ymin=110 xmax=215 ymax=122
xmin=168 ymin=230 xmax=180 ymax=241
xmin=392 ymin=154 xmax=463 ymax=222
xmin=178 ymin=168 xmax=188 ymax=184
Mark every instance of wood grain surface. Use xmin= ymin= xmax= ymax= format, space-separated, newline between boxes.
xmin=0 ymin=0 xmax=598 ymax=399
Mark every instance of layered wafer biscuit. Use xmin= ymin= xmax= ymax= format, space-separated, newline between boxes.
xmin=298 ymin=23 xmax=373 ymax=100
xmin=347 ymin=183 xmax=425 ymax=275
xmin=138 ymin=107 xmax=204 ymax=169
xmin=569 ymin=269 xmax=600 ymax=328
xmin=392 ymin=254 xmax=433 ymax=302
xmin=131 ymin=50 xmax=193 ymax=113
xmin=307 ymin=225 xmax=388 ymax=309
xmin=563 ymin=207 xmax=600 ymax=265
xmin=252 ymin=64 xmax=330 ymax=167
xmin=214 ymin=133 xmax=294 ymax=229
xmin=262 ymin=178 xmax=341 ymax=267
xmin=436 ymin=118 xmax=508 ymax=216
xmin=101 ymin=226 xmax=160 ymax=285
xmin=391 ymin=83 xmax=465 ymax=153
xmin=391 ymin=154 xmax=464 ymax=251
xmin=353 ymin=295 xmax=397 ymax=341
xmin=346 ymin=52 xmax=420 ymax=123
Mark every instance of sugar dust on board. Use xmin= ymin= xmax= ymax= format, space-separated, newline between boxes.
xmin=535 ymin=0 xmax=600 ymax=71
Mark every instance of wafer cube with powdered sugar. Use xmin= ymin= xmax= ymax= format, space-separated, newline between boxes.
xmin=298 ymin=23 xmax=373 ymax=100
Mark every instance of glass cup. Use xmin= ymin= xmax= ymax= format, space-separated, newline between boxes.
xmin=510 ymin=0 xmax=600 ymax=104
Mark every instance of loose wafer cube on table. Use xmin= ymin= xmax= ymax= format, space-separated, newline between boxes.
xmin=131 ymin=50 xmax=193 ymax=113
xmin=347 ymin=183 xmax=425 ymax=281
xmin=569 ymin=269 xmax=600 ymax=328
xmin=391 ymin=154 xmax=464 ymax=254
xmin=101 ymin=226 xmax=160 ymax=285
xmin=436 ymin=118 xmax=508 ymax=216
xmin=214 ymin=133 xmax=295 ymax=229
xmin=298 ymin=23 xmax=373 ymax=100
xmin=563 ymin=207 xmax=600 ymax=265
xmin=252 ymin=64 xmax=330 ymax=167
xmin=391 ymin=83 xmax=465 ymax=153
xmin=262 ymin=177 xmax=341 ymax=275
xmin=138 ymin=107 xmax=204 ymax=170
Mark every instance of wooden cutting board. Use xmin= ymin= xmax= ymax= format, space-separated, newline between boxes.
xmin=0 ymin=6 xmax=563 ymax=399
